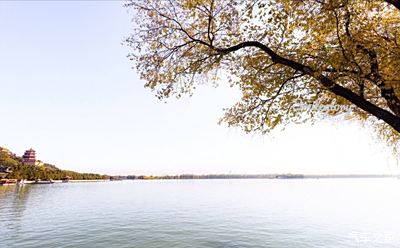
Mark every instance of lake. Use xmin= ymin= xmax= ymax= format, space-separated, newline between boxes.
xmin=1 ymin=179 xmax=400 ymax=247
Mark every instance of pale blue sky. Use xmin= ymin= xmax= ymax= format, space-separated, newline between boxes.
xmin=0 ymin=1 xmax=397 ymax=175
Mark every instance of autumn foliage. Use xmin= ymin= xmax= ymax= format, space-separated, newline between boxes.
xmin=126 ymin=0 xmax=400 ymax=147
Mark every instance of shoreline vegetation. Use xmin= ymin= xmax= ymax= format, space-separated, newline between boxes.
xmin=1 ymin=146 xmax=398 ymax=182
xmin=0 ymin=147 xmax=109 ymax=181
xmin=116 ymin=174 xmax=398 ymax=180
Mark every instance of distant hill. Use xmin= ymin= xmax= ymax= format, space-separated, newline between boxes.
xmin=0 ymin=146 xmax=109 ymax=180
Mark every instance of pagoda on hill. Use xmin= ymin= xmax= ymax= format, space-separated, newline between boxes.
xmin=22 ymin=148 xmax=37 ymax=166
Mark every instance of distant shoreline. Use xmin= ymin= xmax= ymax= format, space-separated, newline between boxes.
xmin=5 ymin=175 xmax=399 ymax=184
xmin=3 ymin=176 xmax=397 ymax=185
xmin=110 ymin=174 xmax=399 ymax=180
xmin=36 ymin=179 xmax=110 ymax=183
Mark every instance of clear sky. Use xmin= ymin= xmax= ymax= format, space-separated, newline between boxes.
xmin=0 ymin=1 xmax=397 ymax=175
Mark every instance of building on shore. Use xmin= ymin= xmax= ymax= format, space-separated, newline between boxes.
xmin=22 ymin=148 xmax=38 ymax=166
xmin=62 ymin=176 xmax=72 ymax=182
xmin=0 ymin=166 xmax=12 ymax=173
xmin=0 ymin=165 xmax=12 ymax=178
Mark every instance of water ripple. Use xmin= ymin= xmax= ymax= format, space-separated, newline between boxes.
xmin=1 ymin=179 xmax=400 ymax=247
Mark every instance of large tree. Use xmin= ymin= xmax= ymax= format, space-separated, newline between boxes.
xmin=126 ymin=0 xmax=400 ymax=147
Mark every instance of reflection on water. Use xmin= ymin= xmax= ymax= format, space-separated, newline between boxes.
xmin=1 ymin=179 xmax=400 ymax=248
xmin=0 ymin=185 xmax=32 ymax=217
xmin=1 ymin=184 xmax=32 ymax=241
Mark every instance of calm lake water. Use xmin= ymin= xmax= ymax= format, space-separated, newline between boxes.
xmin=1 ymin=179 xmax=400 ymax=247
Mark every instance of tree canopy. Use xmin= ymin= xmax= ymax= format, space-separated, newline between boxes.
xmin=126 ymin=0 xmax=400 ymax=148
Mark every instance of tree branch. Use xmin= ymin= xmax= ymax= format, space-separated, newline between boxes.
xmin=383 ymin=0 xmax=400 ymax=11
xmin=213 ymin=41 xmax=400 ymax=132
